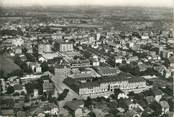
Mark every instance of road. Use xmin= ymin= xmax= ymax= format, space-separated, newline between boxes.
xmin=49 ymin=68 xmax=82 ymax=107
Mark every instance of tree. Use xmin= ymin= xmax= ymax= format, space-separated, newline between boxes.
xmin=49 ymin=66 xmax=55 ymax=75
xmin=41 ymin=61 xmax=49 ymax=73
xmin=150 ymin=101 xmax=162 ymax=116
xmin=13 ymin=92 xmax=20 ymax=96
xmin=128 ymin=91 xmax=135 ymax=97
xmin=0 ymin=70 xmax=4 ymax=78
xmin=113 ymin=88 xmax=123 ymax=99
xmin=58 ymin=89 xmax=69 ymax=101
xmin=21 ymin=91 xmax=26 ymax=95
xmin=24 ymin=95 xmax=30 ymax=102
xmin=11 ymin=69 xmax=23 ymax=77
xmin=88 ymin=111 xmax=96 ymax=117
xmin=6 ymin=86 xmax=14 ymax=94
xmin=84 ymin=96 xmax=93 ymax=108
xmin=48 ymin=93 xmax=53 ymax=102
xmin=118 ymin=98 xmax=128 ymax=110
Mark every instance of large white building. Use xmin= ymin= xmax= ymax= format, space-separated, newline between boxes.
xmin=67 ymin=72 xmax=150 ymax=98
xmin=55 ymin=41 xmax=74 ymax=52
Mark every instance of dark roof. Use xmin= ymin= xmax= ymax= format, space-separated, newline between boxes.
xmin=169 ymin=56 xmax=174 ymax=63
xmin=79 ymin=82 xmax=100 ymax=88
xmin=78 ymin=72 xmax=145 ymax=88
xmin=0 ymin=98 xmax=14 ymax=109
xmin=151 ymin=88 xmax=163 ymax=96
xmin=64 ymin=100 xmax=84 ymax=111
xmin=14 ymin=84 xmax=23 ymax=90
xmin=124 ymin=110 xmax=138 ymax=117
xmin=70 ymin=59 xmax=90 ymax=64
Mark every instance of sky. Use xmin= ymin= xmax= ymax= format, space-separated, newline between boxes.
xmin=0 ymin=0 xmax=174 ymax=7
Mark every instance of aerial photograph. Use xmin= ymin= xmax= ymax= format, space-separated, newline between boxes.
xmin=0 ymin=0 xmax=173 ymax=117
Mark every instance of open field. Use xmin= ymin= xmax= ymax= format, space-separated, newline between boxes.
xmin=0 ymin=55 xmax=20 ymax=75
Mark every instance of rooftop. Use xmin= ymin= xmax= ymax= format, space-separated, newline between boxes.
xmin=64 ymin=100 xmax=84 ymax=111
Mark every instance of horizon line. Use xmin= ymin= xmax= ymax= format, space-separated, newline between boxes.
xmin=1 ymin=4 xmax=173 ymax=9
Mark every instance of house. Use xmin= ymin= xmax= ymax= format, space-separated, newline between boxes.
xmin=38 ymin=56 xmax=47 ymax=62
xmin=19 ymin=54 xmax=27 ymax=62
xmin=16 ymin=111 xmax=26 ymax=117
xmin=43 ymin=80 xmax=54 ymax=94
xmin=91 ymin=58 xmax=100 ymax=67
xmin=145 ymin=96 xmax=155 ymax=105
xmin=0 ymin=98 xmax=14 ymax=109
xmin=14 ymin=101 xmax=24 ymax=111
xmin=115 ymin=56 xmax=123 ymax=64
xmin=54 ymin=41 xmax=74 ymax=52
xmin=124 ymin=100 xmax=144 ymax=112
xmin=13 ymin=84 xmax=26 ymax=94
xmin=33 ymin=89 xmax=39 ymax=98
xmin=169 ymin=55 xmax=174 ymax=67
xmin=26 ymin=47 xmax=33 ymax=54
xmin=151 ymin=88 xmax=163 ymax=102
xmin=123 ymin=110 xmax=141 ymax=117
xmin=92 ymin=108 xmax=109 ymax=117
xmin=38 ymin=43 xmax=52 ymax=53
xmin=117 ymin=92 xmax=128 ymax=99
xmin=15 ymin=47 xmax=22 ymax=54
xmin=12 ymin=37 xmax=24 ymax=47
xmin=138 ymin=64 xmax=149 ymax=72
xmin=142 ymin=107 xmax=154 ymax=117
xmin=153 ymin=65 xmax=167 ymax=77
xmin=28 ymin=62 xmax=42 ymax=73
xmin=165 ymin=69 xmax=172 ymax=78
xmin=70 ymin=59 xmax=91 ymax=68
xmin=0 ymin=109 xmax=15 ymax=117
xmin=96 ymin=66 xmax=120 ymax=77
xmin=127 ymin=56 xmax=139 ymax=64
xmin=41 ymin=52 xmax=59 ymax=61
xmin=37 ymin=113 xmax=45 ymax=117
xmin=64 ymin=100 xmax=89 ymax=117
xmin=159 ymin=101 xmax=170 ymax=114
xmin=42 ymin=103 xmax=59 ymax=116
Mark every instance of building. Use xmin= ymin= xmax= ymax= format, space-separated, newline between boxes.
xmin=12 ymin=37 xmax=24 ymax=47
xmin=115 ymin=56 xmax=123 ymax=64
xmin=14 ymin=47 xmax=22 ymax=54
xmin=13 ymin=84 xmax=26 ymax=94
xmin=96 ymin=33 xmax=101 ymax=41
xmin=70 ymin=59 xmax=91 ymax=68
xmin=38 ymin=44 xmax=52 ymax=54
xmin=43 ymin=80 xmax=54 ymax=94
xmin=66 ymin=72 xmax=149 ymax=98
xmin=54 ymin=41 xmax=74 ymax=52
xmin=27 ymin=62 xmax=42 ymax=73
xmin=159 ymin=101 xmax=170 ymax=114
xmin=68 ymin=68 xmax=101 ymax=82
xmin=64 ymin=100 xmax=90 ymax=117
xmin=95 ymin=67 xmax=120 ymax=77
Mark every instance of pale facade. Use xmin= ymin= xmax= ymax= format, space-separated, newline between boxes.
xmin=79 ymin=79 xmax=148 ymax=96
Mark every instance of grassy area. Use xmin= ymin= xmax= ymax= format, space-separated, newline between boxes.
xmin=0 ymin=55 xmax=20 ymax=75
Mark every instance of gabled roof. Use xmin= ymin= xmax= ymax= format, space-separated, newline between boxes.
xmin=65 ymin=100 xmax=84 ymax=111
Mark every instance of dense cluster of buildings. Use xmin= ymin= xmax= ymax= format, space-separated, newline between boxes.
xmin=0 ymin=7 xmax=173 ymax=117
